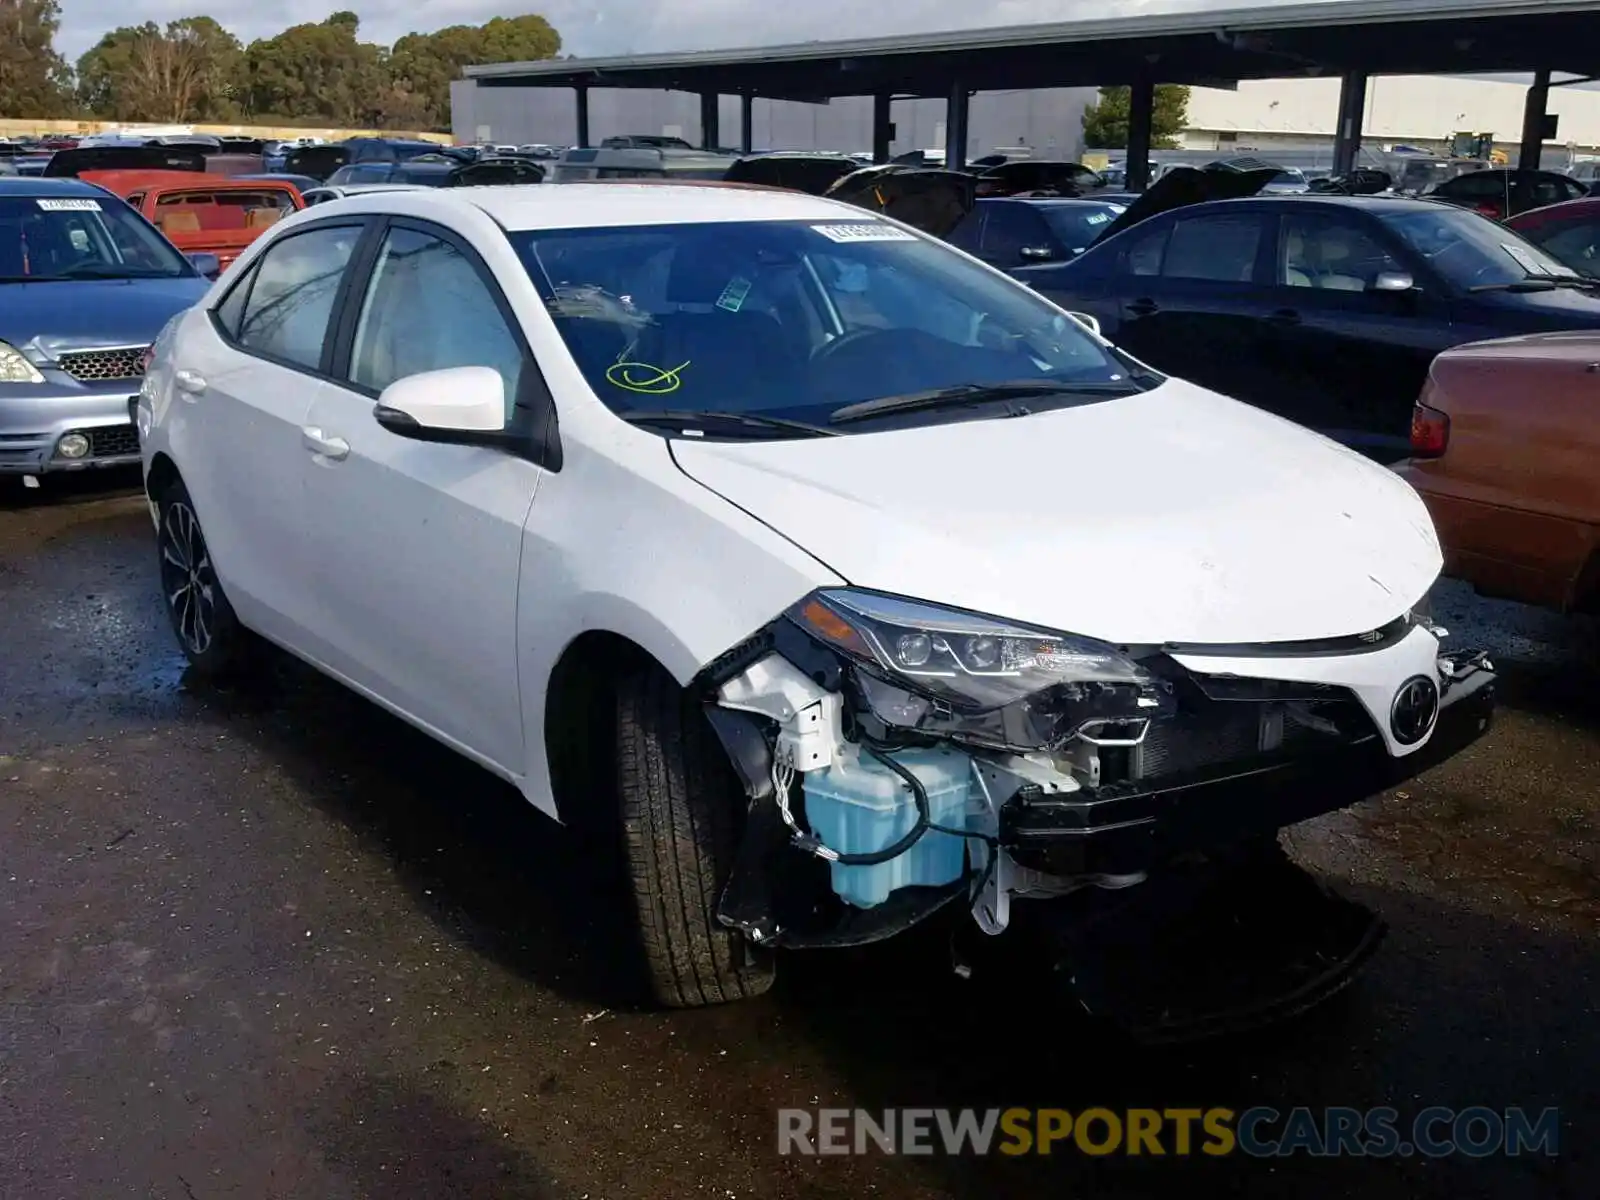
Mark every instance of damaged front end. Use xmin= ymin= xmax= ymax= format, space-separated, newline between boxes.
xmin=699 ymin=588 xmax=1496 ymax=1035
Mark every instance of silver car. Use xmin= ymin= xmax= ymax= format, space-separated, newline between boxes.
xmin=0 ymin=177 xmax=211 ymax=478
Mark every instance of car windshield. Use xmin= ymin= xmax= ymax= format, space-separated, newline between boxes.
xmin=0 ymin=194 xmax=191 ymax=280
xmin=1379 ymin=206 xmax=1578 ymax=288
xmin=1039 ymin=203 xmax=1125 ymax=250
xmin=510 ymin=218 xmax=1146 ymax=434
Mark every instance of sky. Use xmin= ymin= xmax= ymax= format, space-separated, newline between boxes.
xmin=53 ymin=0 xmax=1298 ymax=61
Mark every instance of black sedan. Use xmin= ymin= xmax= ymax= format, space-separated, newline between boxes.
xmin=1014 ymin=195 xmax=1600 ymax=458
xmin=1426 ymin=168 xmax=1587 ymax=220
xmin=947 ymin=197 xmax=1128 ymax=270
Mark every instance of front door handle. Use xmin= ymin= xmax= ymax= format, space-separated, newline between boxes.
xmin=1125 ymin=298 xmax=1159 ymax=317
xmin=301 ymin=426 xmax=350 ymax=461
xmin=174 ymin=368 xmax=206 ymax=396
xmin=1265 ymin=308 xmax=1302 ymax=326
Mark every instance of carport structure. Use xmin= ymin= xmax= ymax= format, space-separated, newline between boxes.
xmin=464 ymin=0 xmax=1599 ymax=189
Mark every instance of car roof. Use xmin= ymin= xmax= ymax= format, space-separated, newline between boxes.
xmin=0 ymin=176 xmax=107 ymax=197
xmin=313 ymin=182 xmax=870 ymax=230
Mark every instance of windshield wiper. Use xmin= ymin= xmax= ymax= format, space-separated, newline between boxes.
xmin=1469 ymin=275 xmax=1596 ymax=293
xmin=829 ymin=379 xmax=1141 ymax=425
xmin=54 ymin=262 xmax=179 ymax=280
xmin=618 ymin=409 xmax=842 ymax=438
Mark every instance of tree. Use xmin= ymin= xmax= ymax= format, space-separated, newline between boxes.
xmin=77 ymin=16 xmax=243 ymax=122
xmin=243 ymin=13 xmax=386 ymax=127
xmin=388 ymin=14 xmax=560 ymax=130
xmin=0 ymin=0 xmax=72 ymax=117
xmin=1081 ymin=84 xmax=1192 ymax=150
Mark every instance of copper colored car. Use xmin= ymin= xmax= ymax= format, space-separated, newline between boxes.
xmin=1395 ymin=331 xmax=1600 ymax=611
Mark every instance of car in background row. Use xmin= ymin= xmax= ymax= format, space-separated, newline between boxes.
xmin=551 ymin=146 xmax=739 ymax=181
xmin=0 ymin=177 xmax=211 ymax=479
xmin=301 ymin=183 xmax=428 ymax=206
xmin=82 ymin=170 xmax=304 ymax=275
xmin=1016 ymin=178 xmax=1600 ymax=460
xmin=1427 ymin=168 xmax=1588 ymax=220
xmin=947 ymin=197 xmax=1128 ymax=269
xmin=1395 ymin=331 xmax=1600 ymax=613
xmin=1506 ymin=195 xmax=1600 ymax=277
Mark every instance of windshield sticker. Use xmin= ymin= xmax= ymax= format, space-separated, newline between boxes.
xmin=811 ymin=222 xmax=917 ymax=243
xmin=1500 ymin=242 xmax=1573 ymax=277
xmin=606 ymin=360 xmax=689 ymax=395
xmin=1084 ymin=211 xmax=1112 ymax=225
xmin=36 ymin=198 xmax=102 ymax=212
xmin=716 ymin=277 xmax=752 ymax=313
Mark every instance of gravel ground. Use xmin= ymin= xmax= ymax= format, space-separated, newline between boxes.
xmin=0 ymin=472 xmax=1595 ymax=1200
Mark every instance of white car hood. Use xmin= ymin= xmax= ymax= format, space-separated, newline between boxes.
xmin=671 ymin=379 xmax=1441 ymax=647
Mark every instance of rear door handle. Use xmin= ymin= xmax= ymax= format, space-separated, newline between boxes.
xmin=1265 ymin=308 xmax=1302 ymax=326
xmin=174 ymin=368 xmax=206 ymax=396
xmin=301 ymin=426 xmax=350 ymax=461
xmin=1125 ymin=298 xmax=1158 ymax=317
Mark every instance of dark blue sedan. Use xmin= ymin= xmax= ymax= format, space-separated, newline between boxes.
xmin=946 ymin=197 xmax=1128 ymax=270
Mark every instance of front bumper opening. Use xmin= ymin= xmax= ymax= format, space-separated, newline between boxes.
xmin=706 ymin=626 xmax=1494 ymax=1006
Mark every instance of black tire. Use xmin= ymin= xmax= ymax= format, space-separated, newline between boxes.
xmin=616 ymin=662 xmax=775 ymax=1007
xmin=155 ymin=477 xmax=254 ymax=679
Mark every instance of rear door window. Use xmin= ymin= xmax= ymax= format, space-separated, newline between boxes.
xmin=1161 ymin=213 xmax=1265 ymax=282
xmin=234 ymin=225 xmax=361 ymax=371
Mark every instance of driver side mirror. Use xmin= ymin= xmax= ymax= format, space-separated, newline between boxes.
xmin=187 ymin=251 xmax=221 ymax=280
xmin=1019 ymin=245 xmax=1057 ymax=261
xmin=374 ymin=365 xmax=512 ymax=446
xmin=1371 ymin=271 xmax=1417 ymax=293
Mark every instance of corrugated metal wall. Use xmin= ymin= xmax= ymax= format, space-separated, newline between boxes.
xmin=450 ymin=81 xmax=1097 ymax=159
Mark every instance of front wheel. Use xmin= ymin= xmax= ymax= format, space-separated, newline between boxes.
xmin=615 ymin=662 xmax=775 ymax=1007
xmin=155 ymin=478 xmax=254 ymax=679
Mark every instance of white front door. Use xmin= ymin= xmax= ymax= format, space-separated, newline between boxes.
xmin=300 ymin=220 xmax=542 ymax=774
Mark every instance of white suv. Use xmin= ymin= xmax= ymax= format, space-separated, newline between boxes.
xmin=138 ymin=184 xmax=1495 ymax=1018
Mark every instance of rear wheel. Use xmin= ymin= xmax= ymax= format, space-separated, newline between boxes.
xmin=156 ymin=478 xmax=254 ymax=679
xmin=615 ymin=662 xmax=775 ymax=1007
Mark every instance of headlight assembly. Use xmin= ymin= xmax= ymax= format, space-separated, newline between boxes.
xmin=0 ymin=341 xmax=44 ymax=384
xmin=785 ymin=589 xmax=1173 ymax=750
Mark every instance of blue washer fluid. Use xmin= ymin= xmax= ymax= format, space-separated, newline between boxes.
xmin=803 ymin=745 xmax=972 ymax=909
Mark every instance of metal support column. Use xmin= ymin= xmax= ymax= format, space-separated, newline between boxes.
xmin=1519 ymin=69 xmax=1552 ymax=171
xmin=872 ymin=93 xmax=893 ymax=163
xmin=1125 ymin=79 xmax=1155 ymax=192
xmin=945 ymin=81 xmax=969 ymax=170
xmin=1332 ymin=71 xmax=1368 ymax=176
xmin=574 ymin=85 xmax=590 ymax=148
xmin=700 ymin=91 xmax=720 ymax=151
xmin=740 ymin=94 xmax=754 ymax=155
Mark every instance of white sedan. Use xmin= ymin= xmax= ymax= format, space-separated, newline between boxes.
xmin=138 ymin=183 xmax=1495 ymax=1015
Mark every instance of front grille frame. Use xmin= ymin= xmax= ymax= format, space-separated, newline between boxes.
xmin=86 ymin=424 xmax=140 ymax=458
xmin=56 ymin=345 xmax=150 ymax=384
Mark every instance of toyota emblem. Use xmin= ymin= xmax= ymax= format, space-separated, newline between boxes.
xmin=1390 ymin=675 xmax=1440 ymax=746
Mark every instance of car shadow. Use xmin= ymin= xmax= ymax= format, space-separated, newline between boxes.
xmin=199 ymin=651 xmax=652 ymax=1012
xmin=0 ymin=466 xmax=143 ymax=510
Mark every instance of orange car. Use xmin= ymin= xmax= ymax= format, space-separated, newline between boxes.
xmin=80 ymin=169 xmax=303 ymax=272
xmin=1394 ymin=331 xmax=1600 ymax=612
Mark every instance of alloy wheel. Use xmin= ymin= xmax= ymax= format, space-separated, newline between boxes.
xmin=159 ymin=500 xmax=217 ymax=655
